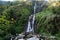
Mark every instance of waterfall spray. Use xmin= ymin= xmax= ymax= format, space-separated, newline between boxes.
xmin=26 ymin=1 xmax=37 ymax=34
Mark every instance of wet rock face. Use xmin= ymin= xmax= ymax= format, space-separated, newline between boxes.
xmin=15 ymin=36 xmax=56 ymax=40
xmin=14 ymin=33 xmax=56 ymax=40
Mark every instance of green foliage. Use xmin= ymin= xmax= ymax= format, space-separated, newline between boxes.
xmin=36 ymin=6 xmax=60 ymax=36
xmin=0 ymin=1 xmax=60 ymax=40
xmin=0 ymin=2 xmax=33 ymax=40
xmin=0 ymin=37 xmax=3 ymax=40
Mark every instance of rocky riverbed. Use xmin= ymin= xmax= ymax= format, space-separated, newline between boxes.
xmin=14 ymin=33 xmax=56 ymax=40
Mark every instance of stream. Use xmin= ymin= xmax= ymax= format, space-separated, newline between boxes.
xmin=26 ymin=1 xmax=37 ymax=34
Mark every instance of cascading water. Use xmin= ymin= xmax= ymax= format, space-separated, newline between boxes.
xmin=26 ymin=2 xmax=37 ymax=34
xmin=13 ymin=2 xmax=37 ymax=40
xmin=26 ymin=15 xmax=33 ymax=32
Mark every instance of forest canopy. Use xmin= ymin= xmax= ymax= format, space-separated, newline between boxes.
xmin=0 ymin=1 xmax=60 ymax=40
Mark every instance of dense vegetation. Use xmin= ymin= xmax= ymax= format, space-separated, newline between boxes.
xmin=0 ymin=1 xmax=60 ymax=40
xmin=0 ymin=2 xmax=33 ymax=40
xmin=36 ymin=2 xmax=60 ymax=39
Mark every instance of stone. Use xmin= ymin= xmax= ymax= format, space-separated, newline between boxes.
xmin=18 ymin=39 xmax=24 ymax=40
xmin=27 ymin=36 xmax=39 ymax=40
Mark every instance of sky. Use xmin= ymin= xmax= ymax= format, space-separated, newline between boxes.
xmin=0 ymin=0 xmax=59 ymax=1
xmin=1 ymin=0 xmax=48 ymax=1
xmin=0 ymin=0 xmax=15 ymax=1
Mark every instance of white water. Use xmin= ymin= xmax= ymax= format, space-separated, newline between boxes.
xmin=27 ymin=36 xmax=39 ymax=40
xmin=34 ymin=2 xmax=37 ymax=14
xmin=26 ymin=21 xmax=32 ymax=32
xmin=26 ymin=2 xmax=37 ymax=34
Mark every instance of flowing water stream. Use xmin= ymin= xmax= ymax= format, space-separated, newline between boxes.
xmin=11 ymin=1 xmax=37 ymax=40
xmin=10 ymin=1 xmax=49 ymax=40
xmin=26 ymin=2 xmax=37 ymax=34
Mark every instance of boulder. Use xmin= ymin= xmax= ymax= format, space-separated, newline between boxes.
xmin=18 ymin=39 xmax=24 ymax=40
xmin=27 ymin=36 xmax=39 ymax=40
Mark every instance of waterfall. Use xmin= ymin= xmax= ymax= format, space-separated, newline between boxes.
xmin=26 ymin=1 xmax=37 ymax=34
xmin=34 ymin=2 xmax=37 ymax=14
xmin=26 ymin=15 xmax=33 ymax=32
xmin=26 ymin=20 xmax=32 ymax=32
